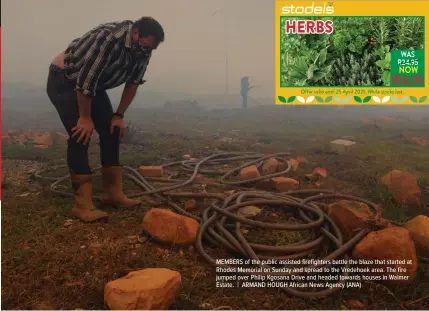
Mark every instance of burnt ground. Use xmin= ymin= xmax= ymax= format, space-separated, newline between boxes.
xmin=2 ymin=107 xmax=429 ymax=310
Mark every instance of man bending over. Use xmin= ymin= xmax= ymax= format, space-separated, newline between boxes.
xmin=46 ymin=17 xmax=164 ymax=222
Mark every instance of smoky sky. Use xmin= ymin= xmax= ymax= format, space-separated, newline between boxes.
xmin=2 ymin=0 xmax=275 ymax=97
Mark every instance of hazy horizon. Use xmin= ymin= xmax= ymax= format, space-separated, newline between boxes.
xmin=2 ymin=0 xmax=275 ymax=97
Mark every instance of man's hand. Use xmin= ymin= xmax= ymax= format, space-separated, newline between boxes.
xmin=110 ymin=116 xmax=125 ymax=137
xmin=71 ymin=117 xmax=94 ymax=145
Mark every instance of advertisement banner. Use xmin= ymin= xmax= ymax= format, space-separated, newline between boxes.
xmin=275 ymin=0 xmax=429 ymax=105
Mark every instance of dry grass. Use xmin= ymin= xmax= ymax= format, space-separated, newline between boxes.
xmin=2 ymin=108 xmax=429 ymax=310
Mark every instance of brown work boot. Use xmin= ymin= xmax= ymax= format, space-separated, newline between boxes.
xmin=71 ymin=173 xmax=108 ymax=222
xmin=101 ymin=166 xmax=141 ymax=208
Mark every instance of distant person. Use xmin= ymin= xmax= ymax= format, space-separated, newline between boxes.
xmin=46 ymin=17 xmax=165 ymax=222
xmin=240 ymin=76 xmax=255 ymax=108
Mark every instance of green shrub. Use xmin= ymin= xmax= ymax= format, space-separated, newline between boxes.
xmin=320 ymin=51 xmax=382 ymax=86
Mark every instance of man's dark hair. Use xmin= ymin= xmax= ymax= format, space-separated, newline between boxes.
xmin=133 ymin=17 xmax=165 ymax=45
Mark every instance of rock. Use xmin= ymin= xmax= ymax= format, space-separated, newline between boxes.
xmin=256 ymin=179 xmax=273 ymax=190
xmin=346 ymin=300 xmax=365 ymax=310
xmin=328 ymin=200 xmax=375 ymax=241
xmin=200 ymin=302 xmax=212 ymax=309
xmin=340 ymin=136 xmax=355 ymax=140
xmin=32 ymin=133 xmax=54 ymax=146
xmin=377 ymin=218 xmax=394 ymax=228
xmin=183 ymin=154 xmax=191 ymax=160
xmin=237 ymin=206 xmax=262 ymax=218
xmin=403 ymin=215 xmax=429 ymax=255
xmin=3 ymin=136 xmax=13 ymax=144
xmin=23 ymin=129 xmax=32 ymax=137
xmin=104 ymin=268 xmax=181 ymax=310
xmin=18 ymin=135 xmax=28 ymax=145
xmin=262 ymin=157 xmax=279 ymax=174
xmin=287 ymin=158 xmax=299 ymax=171
xmin=157 ymin=248 xmax=168 ymax=255
xmin=313 ymin=167 xmax=328 ymax=179
xmin=330 ymin=139 xmax=356 ymax=154
xmin=138 ymin=166 xmax=164 ymax=177
xmin=277 ymin=161 xmax=290 ymax=172
xmin=271 ymin=177 xmax=299 ymax=192
xmin=239 ymin=165 xmax=260 ymax=181
xmin=296 ymin=156 xmax=308 ymax=164
xmin=410 ymin=137 xmax=427 ymax=146
xmin=34 ymin=303 xmax=55 ymax=310
xmin=50 ymin=132 xmax=68 ymax=144
xmin=127 ymin=235 xmax=147 ymax=244
xmin=7 ymin=129 xmax=18 ymax=136
xmin=63 ymin=219 xmax=74 ymax=228
xmin=194 ymin=174 xmax=205 ymax=183
xmin=224 ymin=190 xmax=237 ymax=196
xmin=352 ymin=227 xmax=417 ymax=286
xmin=142 ymin=208 xmax=199 ymax=245
xmin=89 ymin=242 xmax=103 ymax=255
xmin=381 ymin=170 xmax=421 ymax=208
xmin=184 ymin=199 xmax=197 ymax=210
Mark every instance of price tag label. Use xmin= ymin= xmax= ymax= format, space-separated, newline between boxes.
xmin=390 ymin=50 xmax=425 ymax=87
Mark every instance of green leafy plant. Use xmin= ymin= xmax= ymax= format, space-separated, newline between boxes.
xmin=395 ymin=17 xmax=413 ymax=50
xmin=280 ymin=19 xmax=306 ymax=86
xmin=331 ymin=18 xmax=370 ymax=56
xmin=280 ymin=16 xmax=423 ymax=87
xmin=320 ymin=50 xmax=382 ymax=86
xmin=373 ymin=18 xmax=392 ymax=48
xmin=375 ymin=45 xmax=391 ymax=86
xmin=408 ymin=17 xmax=424 ymax=49
xmin=286 ymin=47 xmax=333 ymax=86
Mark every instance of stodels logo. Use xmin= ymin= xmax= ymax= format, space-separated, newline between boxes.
xmin=282 ymin=2 xmax=335 ymax=15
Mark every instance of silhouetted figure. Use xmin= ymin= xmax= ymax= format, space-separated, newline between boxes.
xmin=240 ymin=76 xmax=254 ymax=108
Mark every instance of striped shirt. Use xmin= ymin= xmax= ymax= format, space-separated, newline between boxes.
xmin=63 ymin=20 xmax=151 ymax=97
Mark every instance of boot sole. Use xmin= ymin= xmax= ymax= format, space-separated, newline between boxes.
xmin=72 ymin=209 xmax=109 ymax=223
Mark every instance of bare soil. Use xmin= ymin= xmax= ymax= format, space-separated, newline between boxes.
xmin=2 ymin=107 xmax=429 ymax=310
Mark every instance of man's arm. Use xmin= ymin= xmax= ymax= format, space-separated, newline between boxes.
xmin=76 ymin=92 xmax=92 ymax=118
xmin=116 ymin=57 xmax=151 ymax=115
xmin=75 ymin=30 xmax=117 ymax=117
xmin=116 ymin=83 xmax=139 ymax=115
